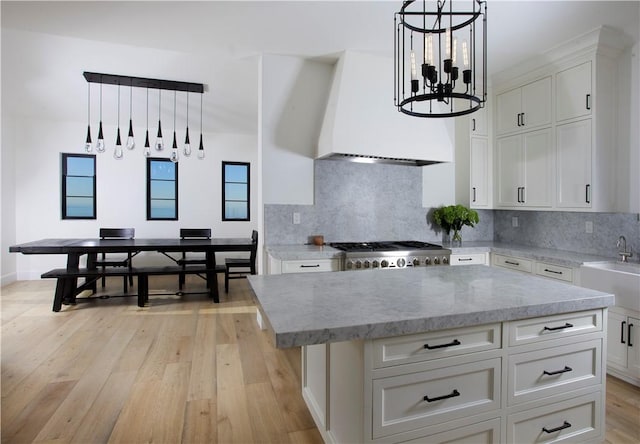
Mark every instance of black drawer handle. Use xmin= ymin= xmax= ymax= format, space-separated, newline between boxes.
xmin=423 ymin=389 xmax=460 ymax=403
xmin=424 ymin=339 xmax=461 ymax=350
xmin=458 ymin=258 xmax=473 ymax=262
xmin=586 ymin=94 xmax=591 ymax=110
xmin=300 ymin=264 xmax=321 ymax=268
xmin=542 ymin=421 xmax=572 ymax=434
xmin=504 ymin=260 xmax=520 ymax=266
xmin=621 ymin=320 xmax=626 ymax=344
xmin=544 ymin=268 xmax=563 ymax=275
xmin=543 ymin=365 xmax=573 ymax=376
xmin=629 ymin=323 xmax=634 ymax=347
xmin=543 ymin=322 xmax=573 ymax=331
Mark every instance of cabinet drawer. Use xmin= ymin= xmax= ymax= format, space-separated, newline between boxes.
xmin=281 ymin=259 xmax=340 ymax=274
xmin=507 ymin=392 xmax=601 ymax=444
xmin=536 ymin=262 xmax=573 ymax=282
xmin=508 ymin=310 xmax=602 ymax=346
xmin=399 ymin=418 xmax=500 ymax=444
xmin=508 ymin=340 xmax=601 ymax=405
xmin=372 ymin=358 xmax=501 ymax=438
xmin=372 ymin=324 xmax=501 ymax=368
xmin=492 ymin=254 xmax=533 ymax=273
xmin=450 ymin=253 xmax=488 ymax=266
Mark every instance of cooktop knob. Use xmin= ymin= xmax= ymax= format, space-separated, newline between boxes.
xmin=413 ymin=258 xmax=420 ymax=266
xmin=363 ymin=260 xmax=370 ymax=268
xmin=381 ymin=260 xmax=389 ymax=268
xmin=425 ymin=257 xmax=431 ymax=265
xmin=442 ymin=257 xmax=449 ymax=265
xmin=355 ymin=261 xmax=362 ymax=269
xmin=372 ymin=260 xmax=379 ymax=268
xmin=434 ymin=257 xmax=440 ymax=265
xmin=396 ymin=258 xmax=406 ymax=268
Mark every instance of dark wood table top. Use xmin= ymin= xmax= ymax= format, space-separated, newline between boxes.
xmin=9 ymin=238 xmax=253 ymax=254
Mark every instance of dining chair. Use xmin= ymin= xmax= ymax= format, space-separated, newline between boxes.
xmin=93 ymin=228 xmax=135 ymax=293
xmin=176 ymin=228 xmax=223 ymax=290
xmin=224 ymin=230 xmax=258 ymax=293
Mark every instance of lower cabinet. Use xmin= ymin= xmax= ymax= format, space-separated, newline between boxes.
xmin=606 ymin=308 xmax=640 ymax=386
xmin=450 ymin=252 xmax=489 ymax=266
xmin=492 ymin=253 xmax=576 ymax=284
xmin=266 ymin=255 xmax=341 ymax=275
xmin=302 ymin=309 xmax=606 ymax=443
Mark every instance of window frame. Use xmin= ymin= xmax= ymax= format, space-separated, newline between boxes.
xmin=146 ymin=157 xmax=178 ymax=221
xmin=222 ymin=161 xmax=250 ymax=221
xmin=61 ymin=153 xmax=96 ymax=220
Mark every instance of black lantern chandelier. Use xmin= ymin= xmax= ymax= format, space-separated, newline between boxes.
xmin=394 ymin=0 xmax=487 ymax=118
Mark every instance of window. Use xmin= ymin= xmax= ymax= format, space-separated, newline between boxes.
xmin=222 ymin=161 xmax=250 ymax=221
xmin=147 ymin=158 xmax=178 ymax=220
xmin=62 ymin=153 xmax=96 ymax=219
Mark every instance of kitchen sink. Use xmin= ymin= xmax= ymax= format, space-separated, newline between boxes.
xmin=580 ymin=261 xmax=640 ymax=311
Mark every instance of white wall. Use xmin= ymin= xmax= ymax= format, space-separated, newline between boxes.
xmin=1 ymin=30 xmax=259 ymax=281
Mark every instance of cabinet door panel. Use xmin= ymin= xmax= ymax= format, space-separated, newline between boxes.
xmin=496 ymin=88 xmax=521 ymax=135
xmin=556 ymin=61 xmax=592 ymax=122
xmin=607 ymin=311 xmax=628 ymax=369
xmin=496 ymin=135 xmax=522 ymax=206
xmin=557 ymin=119 xmax=592 ymax=208
xmin=521 ymin=76 xmax=552 ymax=129
xmin=470 ymin=108 xmax=488 ymax=136
xmin=522 ymin=128 xmax=553 ymax=207
xmin=628 ymin=316 xmax=640 ymax=378
xmin=470 ymin=137 xmax=489 ymax=207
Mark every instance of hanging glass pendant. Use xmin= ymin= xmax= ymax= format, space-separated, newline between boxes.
xmin=155 ymin=90 xmax=164 ymax=151
xmin=84 ymin=125 xmax=92 ymax=153
xmin=171 ymin=132 xmax=179 ymax=163
xmin=126 ymin=86 xmax=135 ymax=150
xmin=143 ymin=88 xmax=151 ymax=157
xmin=198 ymin=134 xmax=205 ymax=160
xmin=84 ymin=83 xmax=92 ymax=153
xmin=96 ymin=83 xmax=106 ymax=153
xmin=114 ymin=84 xmax=124 ymax=159
xmin=184 ymin=92 xmax=192 ymax=157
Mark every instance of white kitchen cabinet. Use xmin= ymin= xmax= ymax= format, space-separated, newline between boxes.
xmin=267 ymin=255 xmax=341 ymax=275
xmin=302 ymin=309 xmax=606 ymax=443
xmin=556 ymin=60 xmax=592 ymax=122
xmin=496 ymin=76 xmax=551 ymax=135
xmin=469 ymin=107 xmax=488 ymax=137
xmin=450 ymin=252 xmax=489 ymax=266
xmin=470 ymin=137 xmax=490 ymax=208
xmin=556 ymin=118 xmax=592 ymax=208
xmin=492 ymin=253 xmax=579 ymax=285
xmin=605 ymin=308 xmax=640 ymax=386
xmin=496 ymin=128 xmax=553 ymax=208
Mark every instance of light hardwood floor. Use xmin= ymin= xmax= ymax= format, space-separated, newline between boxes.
xmin=2 ymin=277 xmax=639 ymax=443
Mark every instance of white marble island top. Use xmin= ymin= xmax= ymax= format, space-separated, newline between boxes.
xmin=248 ymin=265 xmax=614 ymax=348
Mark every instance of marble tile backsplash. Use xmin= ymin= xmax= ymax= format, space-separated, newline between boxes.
xmin=264 ymin=160 xmax=493 ymax=245
xmin=494 ymin=210 xmax=640 ymax=260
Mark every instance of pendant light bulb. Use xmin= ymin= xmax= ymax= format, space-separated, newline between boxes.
xmin=84 ymin=83 xmax=92 ymax=153
xmin=171 ymin=132 xmax=179 ymax=163
xmin=126 ymin=86 xmax=135 ymax=150
xmin=155 ymin=90 xmax=164 ymax=151
xmin=198 ymin=134 xmax=205 ymax=160
xmin=96 ymin=83 xmax=106 ymax=153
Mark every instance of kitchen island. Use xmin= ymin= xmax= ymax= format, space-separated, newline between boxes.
xmin=248 ymin=265 xmax=614 ymax=443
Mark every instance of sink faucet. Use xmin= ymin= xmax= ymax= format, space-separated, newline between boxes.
xmin=616 ymin=235 xmax=633 ymax=263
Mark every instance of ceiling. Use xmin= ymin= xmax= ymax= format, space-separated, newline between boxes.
xmin=2 ymin=1 xmax=639 ymax=134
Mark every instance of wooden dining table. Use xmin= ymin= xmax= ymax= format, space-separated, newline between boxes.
xmin=9 ymin=237 xmax=254 ymax=309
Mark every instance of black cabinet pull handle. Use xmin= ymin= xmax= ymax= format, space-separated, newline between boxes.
xmin=424 ymin=339 xmax=461 ymax=350
xmin=300 ymin=264 xmax=321 ymax=268
xmin=542 ymin=421 xmax=572 ymax=434
xmin=621 ymin=320 xmax=627 ymax=344
xmin=521 ymin=112 xmax=525 ymax=126
xmin=517 ymin=114 xmax=520 ymax=127
xmin=629 ymin=323 xmax=634 ymax=347
xmin=505 ymin=260 xmax=520 ymax=266
xmin=586 ymin=94 xmax=591 ymax=110
xmin=544 ymin=322 xmax=573 ymax=331
xmin=472 ymin=118 xmax=476 ymax=131
xmin=586 ymin=184 xmax=591 ymax=203
xmin=543 ymin=365 xmax=573 ymax=376
xmin=472 ymin=187 xmax=477 ymax=202
xmin=521 ymin=187 xmax=525 ymax=203
xmin=458 ymin=258 xmax=473 ymax=262
xmin=544 ymin=268 xmax=563 ymax=275
xmin=423 ymin=389 xmax=460 ymax=403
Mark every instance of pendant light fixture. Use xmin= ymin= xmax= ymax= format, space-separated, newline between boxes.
xmin=126 ymin=85 xmax=135 ymax=150
xmin=198 ymin=93 xmax=205 ymax=160
xmin=155 ymin=90 xmax=164 ymax=151
xmin=183 ymin=92 xmax=191 ymax=157
xmin=143 ymin=88 xmax=151 ymax=158
xmin=84 ymin=82 xmax=92 ymax=153
xmin=96 ymin=82 xmax=106 ymax=153
xmin=114 ymin=84 xmax=124 ymax=159
xmin=394 ymin=0 xmax=487 ymax=118
xmin=170 ymin=91 xmax=179 ymax=163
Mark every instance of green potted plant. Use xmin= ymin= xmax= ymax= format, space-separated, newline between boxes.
xmin=432 ymin=204 xmax=479 ymax=245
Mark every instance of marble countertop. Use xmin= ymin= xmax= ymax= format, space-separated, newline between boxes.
xmin=265 ymin=242 xmax=615 ymax=267
xmin=248 ymin=265 xmax=614 ymax=348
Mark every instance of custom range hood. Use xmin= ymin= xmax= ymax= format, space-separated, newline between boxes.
xmin=318 ymin=51 xmax=454 ymax=166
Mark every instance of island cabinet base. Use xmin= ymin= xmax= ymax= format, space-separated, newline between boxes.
xmin=301 ymin=309 xmax=607 ymax=444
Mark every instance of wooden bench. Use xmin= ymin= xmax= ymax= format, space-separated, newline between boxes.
xmin=41 ymin=265 xmax=224 ymax=311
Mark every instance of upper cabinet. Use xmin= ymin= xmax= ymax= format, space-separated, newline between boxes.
xmin=556 ymin=61 xmax=592 ymax=122
xmin=496 ymin=76 xmax=552 ymax=136
xmin=469 ymin=107 xmax=489 ymax=137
